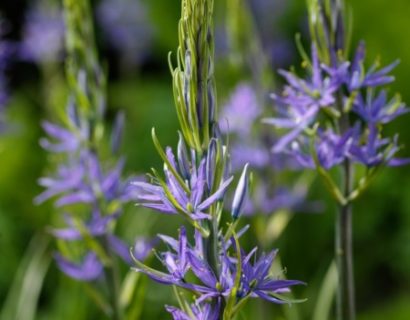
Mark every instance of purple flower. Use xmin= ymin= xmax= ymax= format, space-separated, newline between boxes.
xmin=279 ymin=44 xmax=339 ymax=107
xmin=353 ymin=91 xmax=408 ymax=124
xmin=158 ymin=226 xmax=189 ymax=280
xmin=240 ymin=248 xmax=304 ymax=302
xmin=267 ymin=38 xmax=409 ymax=170
xmin=186 ymin=248 xmax=234 ymax=302
xmin=39 ymin=121 xmax=82 ymax=153
xmin=132 ymin=146 xmax=233 ymax=220
xmin=265 ymin=45 xmax=340 ymax=152
xmin=290 ymin=127 xmax=358 ymax=169
xmin=50 ymin=207 xmax=138 ymax=264
xmin=349 ymin=125 xmax=410 ymax=167
xmin=20 ymin=3 xmax=64 ymax=63
xmin=230 ymin=141 xmax=270 ymax=171
xmin=220 ymin=84 xmax=261 ymax=138
xmin=166 ymin=301 xmax=220 ymax=320
xmin=346 ymin=42 xmax=399 ymax=91
xmin=50 ymin=209 xmax=121 ymax=240
xmin=55 ymin=252 xmax=103 ymax=281
xmin=133 ymin=227 xmax=302 ymax=306
xmin=96 ymin=0 xmax=153 ymax=65
xmin=36 ymin=150 xmax=137 ymax=206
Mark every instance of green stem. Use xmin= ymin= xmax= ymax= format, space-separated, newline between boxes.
xmin=336 ymin=160 xmax=355 ymax=320
xmin=204 ymin=216 xmax=224 ymax=317
xmin=104 ymin=240 xmax=123 ymax=320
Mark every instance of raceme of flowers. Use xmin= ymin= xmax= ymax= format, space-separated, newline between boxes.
xmin=133 ymin=226 xmax=303 ymax=320
xmin=264 ymin=42 xmax=409 ymax=170
xmin=130 ymin=0 xmax=303 ymax=316
xmin=36 ymin=102 xmax=144 ymax=280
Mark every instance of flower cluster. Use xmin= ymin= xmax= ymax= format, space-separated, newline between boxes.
xmin=133 ymin=136 xmax=232 ymax=224
xmin=166 ymin=301 xmax=219 ymax=320
xmin=36 ymin=102 xmax=143 ymax=280
xmin=266 ymin=43 xmax=409 ymax=172
xmin=133 ymin=226 xmax=302 ymax=316
xmin=131 ymin=0 xmax=303 ymax=317
xmin=35 ymin=0 xmax=150 ymax=286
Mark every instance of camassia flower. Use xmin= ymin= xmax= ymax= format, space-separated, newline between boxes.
xmin=36 ymin=151 xmax=137 ymax=206
xmin=132 ymin=226 xmax=302 ymax=305
xmin=55 ymin=252 xmax=103 ymax=281
xmin=220 ymin=84 xmax=261 ymax=138
xmin=37 ymin=103 xmax=141 ymax=281
xmin=52 ymin=208 xmax=154 ymax=280
xmin=239 ymin=248 xmax=303 ymax=302
xmin=353 ymin=91 xmax=409 ymax=125
xmin=132 ymin=140 xmax=233 ymax=221
xmin=265 ymin=45 xmax=340 ymax=152
xmin=54 ymin=237 xmax=155 ymax=281
xmin=166 ymin=301 xmax=220 ymax=320
xmin=265 ymin=41 xmax=409 ymax=170
xmin=285 ymin=124 xmax=408 ymax=170
xmin=344 ymin=42 xmax=399 ymax=91
xmin=348 ymin=125 xmax=410 ymax=168
xmin=132 ymin=0 xmax=304 ymax=315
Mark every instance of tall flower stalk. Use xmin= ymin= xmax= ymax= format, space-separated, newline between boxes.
xmin=132 ymin=0 xmax=303 ymax=318
xmin=265 ymin=0 xmax=409 ymax=319
xmin=36 ymin=1 xmax=151 ymax=319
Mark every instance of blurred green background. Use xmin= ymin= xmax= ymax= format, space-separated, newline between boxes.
xmin=0 ymin=0 xmax=409 ymax=319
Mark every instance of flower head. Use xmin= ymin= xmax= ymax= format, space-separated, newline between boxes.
xmin=36 ymin=151 xmax=136 ymax=206
xmin=240 ymin=248 xmax=304 ymax=302
xmin=353 ymin=91 xmax=408 ymax=125
xmin=133 ymin=228 xmax=302 ymax=307
xmin=166 ymin=301 xmax=220 ymax=320
xmin=349 ymin=125 xmax=409 ymax=167
xmin=220 ymin=84 xmax=261 ymax=138
xmin=347 ymin=42 xmax=399 ymax=91
xmin=55 ymin=252 xmax=103 ymax=281
xmin=133 ymin=144 xmax=233 ymax=221
xmin=265 ymin=39 xmax=409 ymax=172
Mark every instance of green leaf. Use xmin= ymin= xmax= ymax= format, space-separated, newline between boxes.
xmin=313 ymin=261 xmax=338 ymax=320
xmin=0 ymin=234 xmax=51 ymax=320
xmin=119 ymin=271 xmax=140 ymax=309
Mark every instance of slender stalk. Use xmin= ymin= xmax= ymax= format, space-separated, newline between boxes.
xmin=336 ymin=160 xmax=355 ymax=320
xmin=104 ymin=238 xmax=123 ymax=320
xmin=204 ymin=217 xmax=224 ymax=316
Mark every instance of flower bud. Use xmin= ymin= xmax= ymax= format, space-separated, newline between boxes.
xmin=231 ymin=163 xmax=250 ymax=220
